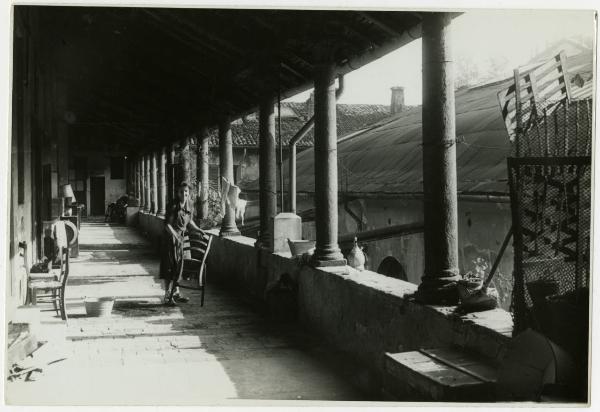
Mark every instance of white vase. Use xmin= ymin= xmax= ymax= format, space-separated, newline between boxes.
xmin=347 ymin=237 xmax=366 ymax=271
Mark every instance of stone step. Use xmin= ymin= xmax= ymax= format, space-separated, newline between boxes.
xmin=384 ymin=347 xmax=498 ymax=402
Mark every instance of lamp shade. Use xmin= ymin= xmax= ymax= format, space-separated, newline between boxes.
xmin=61 ymin=184 xmax=75 ymax=199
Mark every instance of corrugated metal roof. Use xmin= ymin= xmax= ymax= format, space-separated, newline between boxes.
xmin=286 ymin=51 xmax=593 ymax=197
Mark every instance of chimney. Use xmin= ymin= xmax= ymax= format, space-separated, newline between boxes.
xmin=306 ymin=92 xmax=315 ymax=118
xmin=390 ymin=86 xmax=405 ymax=114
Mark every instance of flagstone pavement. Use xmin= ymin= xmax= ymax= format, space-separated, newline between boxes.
xmin=6 ymin=221 xmax=369 ymax=406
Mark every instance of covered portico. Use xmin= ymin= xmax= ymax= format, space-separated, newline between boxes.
xmin=9 ymin=6 xmax=513 ymax=402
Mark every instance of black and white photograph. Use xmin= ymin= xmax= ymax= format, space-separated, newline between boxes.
xmin=2 ymin=0 xmax=598 ymax=407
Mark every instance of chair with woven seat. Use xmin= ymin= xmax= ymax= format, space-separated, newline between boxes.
xmin=18 ymin=241 xmax=55 ymax=306
xmin=28 ymin=247 xmax=70 ymax=321
xmin=174 ymin=230 xmax=213 ymax=306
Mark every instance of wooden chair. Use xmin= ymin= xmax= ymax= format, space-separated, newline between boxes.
xmin=175 ymin=230 xmax=213 ymax=307
xmin=19 ymin=241 xmax=54 ymax=306
xmin=28 ymin=247 xmax=70 ymax=321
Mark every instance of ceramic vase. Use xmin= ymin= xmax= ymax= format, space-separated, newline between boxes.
xmin=347 ymin=237 xmax=366 ymax=271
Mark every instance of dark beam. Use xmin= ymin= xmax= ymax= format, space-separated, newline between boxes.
xmin=358 ymin=12 xmax=402 ymax=38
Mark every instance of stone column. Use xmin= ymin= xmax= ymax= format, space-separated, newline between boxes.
xmin=140 ymin=155 xmax=145 ymax=212
xmin=181 ymin=136 xmax=192 ymax=184
xmin=168 ymin=143 xmax=176 ymax=203
xmin=312 ymin=58 xmax=346 ymax=267
xmin=125 ymin=159 xmax=131 ymax=197
xmin=257 ymin=95 xmax=277 ymax=249
xmin=135 ymin=157 xmax=141 ymax=202
xmin=150 ymin=150 xmax=158 ymax=214
xmin=197 ymin=127 xmax=210 ymax=220
xmin=158 ymin=147 xmax=167 ymax=217
xmin=416 ymin=12 xmax=460 ymax=304
xmin=218 ymin=115 xmax=240 ymax=237
xmin=140 ymin=156 xmax=146 ymax=212
xmin=144 ymin=154 xmax=151 ymax=213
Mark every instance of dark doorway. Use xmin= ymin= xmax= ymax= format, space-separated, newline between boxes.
xmin=90 ymin=176 xmax=105 ymax=216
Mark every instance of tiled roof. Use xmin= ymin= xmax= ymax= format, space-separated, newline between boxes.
xmin=207 ymin=101 xmax=391 ymax=148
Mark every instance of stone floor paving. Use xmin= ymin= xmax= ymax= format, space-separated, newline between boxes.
xmin=6 ymin=221 xmax=368 ymax=405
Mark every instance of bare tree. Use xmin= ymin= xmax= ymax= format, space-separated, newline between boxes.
xmin=455 ymin=55 xmax=510 ymax=89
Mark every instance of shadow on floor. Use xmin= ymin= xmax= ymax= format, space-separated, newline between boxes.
xmin=25 ymin=222 xmax=377 ymax=402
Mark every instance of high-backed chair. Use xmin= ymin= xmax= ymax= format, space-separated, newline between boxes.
xmin=175 ymin=230 xmax=213 ymax=307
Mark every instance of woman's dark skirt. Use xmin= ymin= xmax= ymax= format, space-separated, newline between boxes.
xmin=159 ymin=231 xmax=191 ymax=281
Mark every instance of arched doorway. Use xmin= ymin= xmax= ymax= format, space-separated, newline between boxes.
xmin=377 ymin=256 xmax=407 ymax=281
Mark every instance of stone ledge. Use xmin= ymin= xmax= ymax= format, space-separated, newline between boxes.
xmin=209 ymin=232 xmax=513 ymax=361
xmin=334 ymin=267 xmax=513 ymax=341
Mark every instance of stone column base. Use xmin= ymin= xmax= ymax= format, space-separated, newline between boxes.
xmin=219 ymin=229 xmax=241 ymax=237
xmin=311 ymin=260 xmax=349 ymax=275
xmin=414 ymin=279 xmax=459 ymax=305
xmin=311 ymin=256 xmax=348 ymax=273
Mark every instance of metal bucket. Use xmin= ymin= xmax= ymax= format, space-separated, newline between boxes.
xmin=84 ymin=297 xmax=115 ymax=317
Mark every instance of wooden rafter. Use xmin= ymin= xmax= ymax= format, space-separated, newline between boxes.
xmin=28 ymin=7 xmax=428 ymax=150
xmin=357 ymin=12 xmax=401 ymax=38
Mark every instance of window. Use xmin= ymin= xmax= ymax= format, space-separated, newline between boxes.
xmin=110 ymin=157 xmax=124 ymax=179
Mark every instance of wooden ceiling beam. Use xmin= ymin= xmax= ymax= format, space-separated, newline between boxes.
xmin=165 ymin=10 xmax=247 ymax=58
xmin=141 ymin=9 xmax=237 ymax=65
xmin=281 ymin=49 xmax=314 ymax=72
xmin=246 ymin=13 xmax=277 ymax=32
xmin=357 ymin=12 xmax=402 ymax=38
xmin=72 ymin=83 xmax=193 ymax=130
xmin=280 ymin=62 xmax=309 ymax=82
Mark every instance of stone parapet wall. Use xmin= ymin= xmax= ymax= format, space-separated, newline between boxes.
xmin=204 ymin=231 xmax=513 ymax=392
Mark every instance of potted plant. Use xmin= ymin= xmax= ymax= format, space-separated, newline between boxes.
xmin=457 ymin=257 xmax=488 ymax=301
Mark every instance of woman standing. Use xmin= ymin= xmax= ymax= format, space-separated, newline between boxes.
xmin=159 ymin=182 xmax=204 ymax=305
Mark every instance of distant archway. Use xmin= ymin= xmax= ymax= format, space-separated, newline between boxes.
xmin=377 ymin=256 xmax=407 ymax=281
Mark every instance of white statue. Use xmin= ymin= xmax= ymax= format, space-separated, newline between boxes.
xmin=221 ymin=177 xmax=247 ymax=226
